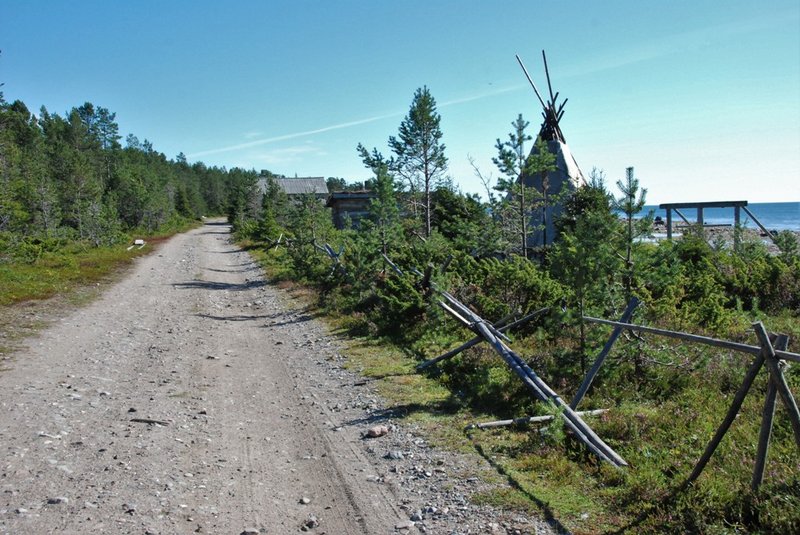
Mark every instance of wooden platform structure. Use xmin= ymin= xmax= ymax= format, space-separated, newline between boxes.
xmin=659 ymin=200 xmax=777 ymax=246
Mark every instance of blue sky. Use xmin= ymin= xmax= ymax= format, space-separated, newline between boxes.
xmin=2 ymin=0 xmax=799 ymax=203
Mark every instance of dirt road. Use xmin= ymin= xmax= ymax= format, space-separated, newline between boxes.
xmin=0 ymin=221 xmax=554 ymax=535
xmin=0 ymin=221 xmax=420 ymax=534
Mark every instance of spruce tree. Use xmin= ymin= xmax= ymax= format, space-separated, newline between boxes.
xmin=612 ymin=166 xmax=651 ymax=301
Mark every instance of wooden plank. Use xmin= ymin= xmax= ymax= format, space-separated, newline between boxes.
xmin=734 ymin=208 xmax=741 ymax=250
xmin=673 ymin=208 xmax=692 ymax=226
xmin=666 ymin=209 xmax=672 ymax=240
xmin=659 ymin=201 xmax=748 ymax=209
xmin=417 ymin=313 xmax=514 ymax=371
xmin=752 ymin=381 xmax=778 ymax=491
xmin=571 ymin=298 xmax=640 ymax=409
xmin=471 ymin=409 xmax=608 ymax=430
xmin=470 ymin=319 xmax=624 ymax=466
xmin=582 ymin=317 xmax=800 ymax=363
xmin=438 ymin=301 xmax=474 ymax=331
xmin=742 ymin=206 xmax=778 ymax=244
xmin=381 ymin=253 xmax=405 ymax=276
xmin=439 ymin=292 xmax=512 ymax=344
xmin=502 ymin=342 xmax=628 ymax=467
xmin=437 ymin=293 xmax=627 ymax=467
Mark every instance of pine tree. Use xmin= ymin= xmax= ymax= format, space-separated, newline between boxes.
xmin=552 ymin=185 xmax=621 ymax=372
xmin=258 ymin=174 xmax=289 ymax=241
xmin=226 ymin=168 xmax=260 ymax=231
xmin=389 ymin=87 xmax=447 ymax=237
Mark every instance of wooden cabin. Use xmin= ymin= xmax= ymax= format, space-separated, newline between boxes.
xmin=326 ymin=191 xmax=376 ymax=229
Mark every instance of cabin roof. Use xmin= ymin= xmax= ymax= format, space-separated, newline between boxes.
xmin=271 ymin=177 xmax=328 ymax=196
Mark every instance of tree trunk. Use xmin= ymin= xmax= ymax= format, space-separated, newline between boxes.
xmin=520 ymin=180 xmax=527 ymax=257
xmin=424 ymin=159 xmax=431 ymax=237
xmin=579 ymin=294 xmax=586 ymax=373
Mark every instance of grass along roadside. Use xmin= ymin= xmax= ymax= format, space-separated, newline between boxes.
xmin=247 ymin=243 xmax=800 ymax=534
xmin=0 ymin=222 xmax=201 ymax=359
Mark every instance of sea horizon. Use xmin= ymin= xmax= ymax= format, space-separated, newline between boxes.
xmin=623 ymin=201 xmax=799 ymax=232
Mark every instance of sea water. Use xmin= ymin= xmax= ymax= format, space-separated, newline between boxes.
xmin=634 ymin=202 xmax=800 ymax=232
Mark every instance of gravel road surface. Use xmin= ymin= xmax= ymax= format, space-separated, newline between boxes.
xmin=0 ymin=221 xmax=554 ymax=535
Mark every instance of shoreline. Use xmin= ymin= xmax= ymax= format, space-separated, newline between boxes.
xmin=648 ymin=222 xmax=799 ymax=254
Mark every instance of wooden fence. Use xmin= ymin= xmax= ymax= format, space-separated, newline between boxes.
xmin=292 ymin=242 xmax=799 ymax=487
xmin=422 ymin=289 xmax=799 ymax=489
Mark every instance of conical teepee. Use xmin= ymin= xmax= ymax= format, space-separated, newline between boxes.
xmin=517 ymin=51 xmax=587 ymax=248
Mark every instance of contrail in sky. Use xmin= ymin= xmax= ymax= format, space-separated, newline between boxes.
xmin=187 ymin=85 xmax=522 ymax=159
xmin=440 ymin=85 xmax=521 ymax=107
xmin=187 ymin=112 xmax=402 ymax=158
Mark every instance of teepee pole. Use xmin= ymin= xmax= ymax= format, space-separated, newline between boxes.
xmin=541 ymin=50 xmax=556 ymax=105
xmin=515 ymin=54 xmax=547 ymax=110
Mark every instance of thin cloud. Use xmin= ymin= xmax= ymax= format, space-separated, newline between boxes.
xmin=253 ymin=145 xmax=324 ymax=165
xmin=187 ymin=84 xmax=525 ymax=159
xmin=440 ymin=84 xmax=524 ymax=107
xmin=187 ymin=112 xmax=401 ymax=158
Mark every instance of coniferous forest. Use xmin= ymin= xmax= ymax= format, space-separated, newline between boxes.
xmin=0 ymin=96 xmax=258 ymax=258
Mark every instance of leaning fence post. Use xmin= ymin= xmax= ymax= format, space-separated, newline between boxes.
xmin=571 ymin=297 xmax=639 ymax=409
xmin=683 ymin=346 xmax=767 ymax=488
xmin=751 ymin=335 xmax=787 ymax=491
xmin=753 ymin=322 xmax=800 ymax=447
xmin=381 ymin=253 xmax=405 ymax=276
xmin=752 ymin=381 xmax=778 ymax=491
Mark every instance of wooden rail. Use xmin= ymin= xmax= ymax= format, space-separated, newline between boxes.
xmin=658 ymin=200 xmax=778 ymax=246
xmin=583 ymin=317 xmax=800 ymax=363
